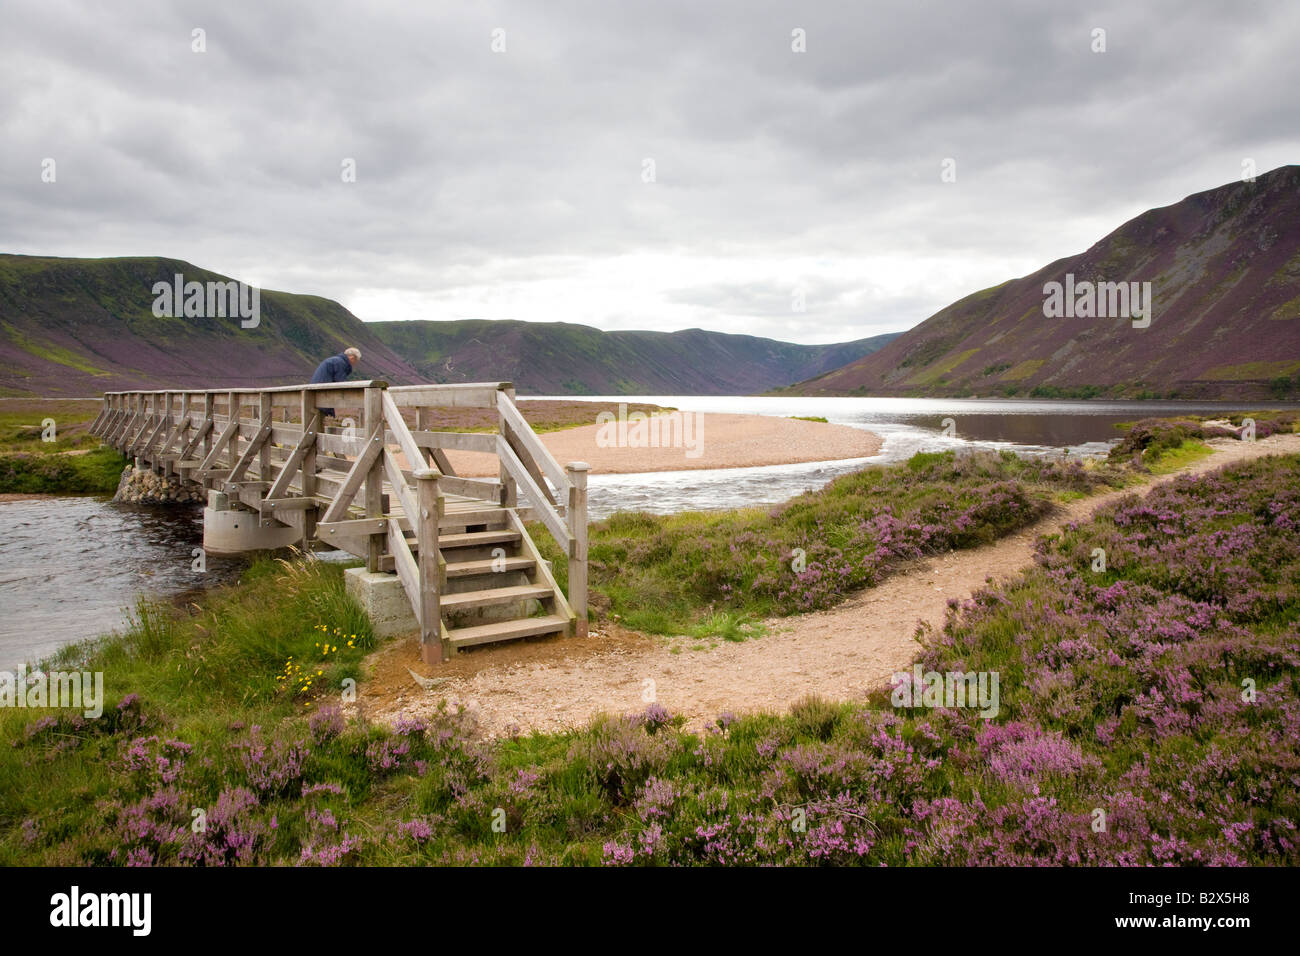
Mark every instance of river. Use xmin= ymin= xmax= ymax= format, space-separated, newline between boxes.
xmin=2 ymin=396 xmax=1293 ymax=669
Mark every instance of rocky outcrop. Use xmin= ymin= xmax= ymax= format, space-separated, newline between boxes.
xmin=112 ymin=465 xmax=204 ymax=505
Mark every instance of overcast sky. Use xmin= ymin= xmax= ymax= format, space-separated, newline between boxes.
xmin=2 ymin=0 xmax=1297 ymax=344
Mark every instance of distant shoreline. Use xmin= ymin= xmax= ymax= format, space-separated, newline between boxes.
xmin=447 ymin=411 xmax=883 ymax=476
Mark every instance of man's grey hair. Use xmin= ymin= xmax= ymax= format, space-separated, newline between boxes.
xmin=344 ymin=348 xmax=361 ymax=360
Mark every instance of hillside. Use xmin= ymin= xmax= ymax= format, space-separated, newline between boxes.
xmin=368 ymin=319 xmax=898 ymax=395
xmin=0 ymin=255 xmax=896 ymax=397
xmin=0 ymin=255 xmax=422 ymax=396
xmin=783 ymin=165 xmax=1300 ymax=400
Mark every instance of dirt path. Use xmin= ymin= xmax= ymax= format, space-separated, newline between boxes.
xmin=360 ymin=435 xmax=1300 ymax=737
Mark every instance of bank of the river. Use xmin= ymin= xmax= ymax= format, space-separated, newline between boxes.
xmin=0 ymin=446 xmax=125 ymax=494
xmin=450 ymin=412 xmax=882 ymax=475
xmin=4 ymin=441 xmax=1298 ymax=866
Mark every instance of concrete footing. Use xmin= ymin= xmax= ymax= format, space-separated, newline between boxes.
xmin=345 ymin=567 xmax=418 ymax=637
xmin=202 ymin=489 xmax=301 ymax=556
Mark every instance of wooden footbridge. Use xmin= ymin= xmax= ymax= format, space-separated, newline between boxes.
xmin=89 ymin=381 xmax=588 ymax=665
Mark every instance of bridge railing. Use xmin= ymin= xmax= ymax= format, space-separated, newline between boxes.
xmin=90 ymin=380 xmax=589 ymax=658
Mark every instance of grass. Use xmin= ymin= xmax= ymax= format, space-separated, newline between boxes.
xmin=787 ymin=415 xmax=828 ymax=423
xmin=1145 ymin=438 xmax=1214 ymax=474
xmin=535 ymin=449 xmax=1129 ymax=638
xmin=4 ymin=454 xmax=1297 ymax=865
xmin=0 ymin=398 xmax=125 ymax=494
xmin=0 ymin=446 xmax=127 ymax=494
xmin=0 ymin=399 xmax=103 ymax=452
xmin=0 ymin=555 xmax=375 ymax=864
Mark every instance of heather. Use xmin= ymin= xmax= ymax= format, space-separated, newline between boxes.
xmin=541 ymin=449 xmax=1127 ymax=636
xmin=1109 ymin=412 xmax=1300 ymax=471
xmin=4 ymin=453 xmax=1297 ymax=866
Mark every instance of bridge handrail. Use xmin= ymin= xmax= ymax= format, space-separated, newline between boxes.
xmin=102 ymin=380 xmax=387 ymax=397
xmin=89 ymin=378 xmax=590 ymax=651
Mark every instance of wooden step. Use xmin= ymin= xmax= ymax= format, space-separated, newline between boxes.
xmin=444 ymin=556 xmax=534 ymax=578
xmin=440 ymin=584 xmax=553 ymax=612
xmin=439 ymin=506 xmax=508 ymax=528
xmin=447 ymin=614 xmax=571 ymax=648
xmin=437 ymin=529 xmax=522 ymax=550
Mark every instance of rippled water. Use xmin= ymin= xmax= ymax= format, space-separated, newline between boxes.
xmin=4 ymin=396 xmax=1294 ymax=666
xmin=539 ymin=396 xmax=1294 ymax=519
xmin=0 ymin=498 xmax=243 ymax=671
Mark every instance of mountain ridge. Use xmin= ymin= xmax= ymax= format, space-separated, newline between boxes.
xmin=0 ymin=254 xmax=896 ymax=396
xmin=782 ymin=165 xmax=1300 ymax=401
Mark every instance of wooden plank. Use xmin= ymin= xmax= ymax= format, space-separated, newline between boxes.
xmin=381 ymin=391 xmax=426 ymax=470
xmin=386 ymin=383 xmax=503 ymax=408
xmin=439 ymin=529 xmax=521 ymax=550
xmin=498 ymin=394 xmax=570 ymax=493
xmin=566 ymin=462 xmax=589 ymax=636
xmin=447 ymin=614 xmax=570 ymax=648
xmin=97 ymin=407 xmax=121 ymax=441
xmin=318 ymin=517 xmax=387 ymax=536
xmin=104 ymin=380 xmax=387 ymax=397
xmin=227 ymin=422 xmax=273 ymax=483
xmin=439 ymin=505 xmax=508 ymax=529
xmin=503 ymin=422 xmax=555 ymax=506
xmin=408 ymin=429 xmax=503 ymax=453
xmin=197 ymin=418 xmax=241 ymax=473
xmin=506 ymin=509 xmax=575 ymax=629
xmin=265 ymin=411 xmax=319 ymax=500
xmin=388 ymin=521 xmax=423 ymax=628
xmin=414 ymin=470 xmax=443 ymax=662
xmin=318 ymin=430 xmax=383 ymax=523
xmin=497 ymin=436 xmax=570 ymax=548
xmin=444 ymin=556 xmax=534 ymax=578
xmin=299 ymin=389 xmax=318 ymax=547
xmin=268 ymin=424 xmax=305 ymax=445
xmin=435 ymin=474 xmax=503 ymax=502
xmin=179 ymin=415 xmax=214 ymax=461
xmin=137 ymin=414 xmax=169 ymax=460
xmin=316 ymin=432 xmax=366 ymax=457
xmin=364 ymin=387 xmax=385 ymax=572
xmin=382 ymin=449 xmax=418 ymax=526
xmin=431 ymin=447 xmax=457 ymax=477
xmin=158 ymin=394 xmax=188 ymax=465
xmin=441 ymin=584 xmax=551 ymax=611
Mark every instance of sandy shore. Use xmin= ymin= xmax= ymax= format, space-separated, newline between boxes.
xmin=446 ymin=412 xmax=882 ymax=476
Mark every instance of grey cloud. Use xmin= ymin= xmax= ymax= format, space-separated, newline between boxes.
xmin=1 ymin=0 xmax=1297 ymax=344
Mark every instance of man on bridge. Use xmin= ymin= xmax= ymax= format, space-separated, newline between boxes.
xmin=309 ymin=347 xmax=360 ymax=422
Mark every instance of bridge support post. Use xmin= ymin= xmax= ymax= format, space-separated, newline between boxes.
xmin=201 ymin=393 xmax=214 ymax=492
xmin=498 ymin=384 xmax=518 ymax=508
xmin=414 ymin=468 xmax=445 ymax=665
xmin=364 ymin=384 xmax=385 ymax=572
xmin=300 ymin=388 xmax=318 ymax=548
xmin=566 ymin=461 xmax=589 ymax=639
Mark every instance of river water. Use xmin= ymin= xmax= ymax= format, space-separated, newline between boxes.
xmin=2 ymin=396 xmax=1293 ymax=669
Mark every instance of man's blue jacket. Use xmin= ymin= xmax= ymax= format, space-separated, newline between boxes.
xmin=310 ymin=354 xmax=353 ymax=384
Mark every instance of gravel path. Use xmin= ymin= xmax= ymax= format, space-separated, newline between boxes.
xmin=361 ymin=434 xmax=1300 ymax=737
